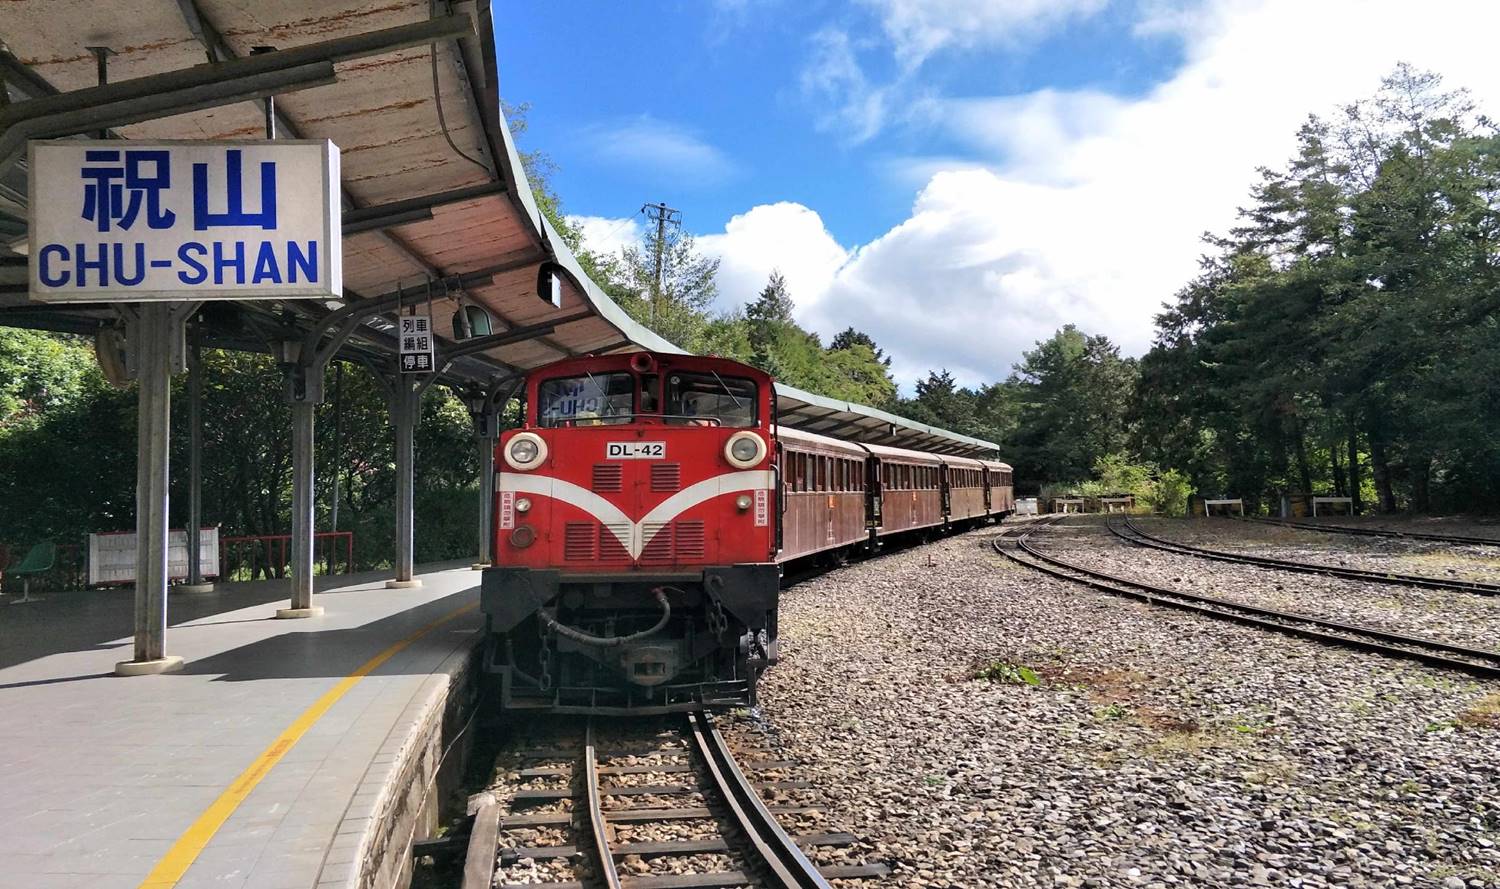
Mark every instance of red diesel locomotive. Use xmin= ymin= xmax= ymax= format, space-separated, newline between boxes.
xmin=481 ymin=351 xmax=1012 ymax=714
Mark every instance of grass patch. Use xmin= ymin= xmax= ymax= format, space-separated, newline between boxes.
xmin=1145 ymin=726 xmax=1246 ymax=757
xmin=973 ymin=660 xmax=1041 ymax=686
xmin=1459 ymin=692 xmax=1500 ymax=729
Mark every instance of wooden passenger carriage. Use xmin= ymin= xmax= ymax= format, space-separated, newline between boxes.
xmin=863 ymin=442 xmax=946 ymax=535
xmin=775 ymin=427 xmax=869 ymax=561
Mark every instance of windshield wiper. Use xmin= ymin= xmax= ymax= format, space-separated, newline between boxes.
xmin=582 ymin=370 xmax=619 ymax=417
xmin=711 ymin=370 xmax=745 ymax=410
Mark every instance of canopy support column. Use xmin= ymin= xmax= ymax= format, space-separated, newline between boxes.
xmin=179 ymin=320 xmax=213 ymax=593
xmin=386 ymin=377 xmax=429 ymax=588
xmin=276 ymin=399 xmax=322 ymax=617
xmin=467 ymin=376 xmax=519 ymax=570
xmin=474 ymin=426 xmax=495 ymax=568
xmin=277 ymin=337 xmax=329 ymax=618
xmin=115 ymin=302 xmax=196 ymax=676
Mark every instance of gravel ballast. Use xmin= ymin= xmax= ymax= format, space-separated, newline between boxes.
xmin=1136 ymin=518 xmax=1500 ymax=585
xmin=1049 ymin=520 xmax=1500 ymax=653
xmin=736 ymin=520 xmax=1500 ymax=888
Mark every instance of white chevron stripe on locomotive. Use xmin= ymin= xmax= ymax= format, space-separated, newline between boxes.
xmin=499 ymin=470 xmax=775 ymax=559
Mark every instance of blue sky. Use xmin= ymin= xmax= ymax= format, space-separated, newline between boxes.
xmin=494 ymin=1 xmax=1182 ymax=247
xmin=491 ymin=0 xmax=1500 ymax=388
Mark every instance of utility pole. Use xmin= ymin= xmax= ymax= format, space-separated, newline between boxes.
xmin=640 ymin=201 xmax=680 ymax=326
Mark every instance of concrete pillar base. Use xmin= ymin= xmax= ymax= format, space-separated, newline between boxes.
xmin=114 ymin=655 xmax=185 ymax=676
xmin=275 ymin=606 xmax=325 ymax=619
xmin=174 ymin=582 xmax=216 ymax=594
xmin=470 ymin=562 xmax=491 ymax=571
xmin=385 ymin=579 xmax=423 ymax=589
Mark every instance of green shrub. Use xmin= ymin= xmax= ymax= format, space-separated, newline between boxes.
xmin=974 ymin=661 xmax=1041 ymax=686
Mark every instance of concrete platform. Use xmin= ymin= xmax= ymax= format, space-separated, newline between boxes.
xmin=0 ymin=563 xmax=487 ymax=889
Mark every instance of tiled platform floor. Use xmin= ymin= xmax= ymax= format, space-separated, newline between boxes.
xmin=0 ymin=563 xmax=485 ymax=889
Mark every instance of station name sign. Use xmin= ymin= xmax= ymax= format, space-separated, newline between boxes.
xmin=28 ymin=140 xmax=341 ymax=302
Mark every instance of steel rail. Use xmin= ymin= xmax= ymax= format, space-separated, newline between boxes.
xmin=1241 ymin=515 xmax=1500 ymax=548
xmin=582 ymin=721 xmax=624 ymax=888
xmin=993 ymin=524 xmax=1500 ymax=679
xmin=1116 ymin=517 xmax=1500 ymax=597
xmin=685 ymin=710 xmax=833 ymax=889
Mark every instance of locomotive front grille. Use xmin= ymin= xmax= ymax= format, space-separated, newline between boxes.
xmin=599 ymin=522 xmax=632 ymax=565
xmin=592 ymin=464 xmax=623 ymax=492
xmin=650 ymin=463 xmax=681 ymax=492
xmin=675 ymin=520 xmax=706 ymax=559
xmin=564 ymin=522 xmax=595 ymax=561
xmin=640 ymin=520 xmax=706 ymax=565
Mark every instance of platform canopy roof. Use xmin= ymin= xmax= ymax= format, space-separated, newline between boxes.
xmin=0 ymin=0 xmax=998 ymax=457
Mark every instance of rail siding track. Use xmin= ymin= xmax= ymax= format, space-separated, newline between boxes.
xmin=993 ymin=519 xmax=1500 ymax=679
xmin=1115 ymin=517 xmax=1500 ymax=596
xmin=1242 ymin=514 xmax=1500 ymax=548
xmin=477 ymin=713 xmax=889 ymax=889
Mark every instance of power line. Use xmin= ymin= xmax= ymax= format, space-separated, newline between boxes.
xmin=641 ymin=201 xmax=681 ymax=326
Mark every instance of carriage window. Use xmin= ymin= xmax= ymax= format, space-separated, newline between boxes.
xmin=663 ymin=372 xmax=757 ymax=427
xmin=793 ymin=453 xmax=806 ymax=492
xmin=537 ymin=373 xmax=634 ymax=427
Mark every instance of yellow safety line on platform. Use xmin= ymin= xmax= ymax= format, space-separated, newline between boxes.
xmin=136 ymin=599 xmax=481 ymax=889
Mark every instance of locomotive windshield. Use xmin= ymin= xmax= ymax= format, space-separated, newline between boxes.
xmin=663 ymin=372 xmax=757 ymax=427
xmin=537 ymin=372 xmax=634 ymax=427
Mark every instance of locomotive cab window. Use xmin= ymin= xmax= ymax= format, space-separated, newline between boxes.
xmin=537 ymin=373 xmax=634 ymax=427
xmin=663 ymin=372 xmax=757 ymax=427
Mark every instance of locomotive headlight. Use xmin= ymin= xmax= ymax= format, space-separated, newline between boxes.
xmin=515 ymin=497 xmax=532 ymax=513
xmin=735 ymin=494 xmax=753 ymax=511
xmin=724 ymin=432 xmax=766 ymax=469
xmin=504 ymin=432 xmax=547 ymax=470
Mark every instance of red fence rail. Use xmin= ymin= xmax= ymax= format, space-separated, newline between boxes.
xmin=218 ymin=532 xmax=355 ymax=582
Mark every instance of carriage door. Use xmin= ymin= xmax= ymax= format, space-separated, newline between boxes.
xmin=983 ymin=468 xmax=992 ymax=511
xmin=866 ymin=457 xmax=882 ymax=531
xmin=774 ymin=443 xmax=786 ymax=554
xmin=940 ymin=464 xmax=951 ymax=518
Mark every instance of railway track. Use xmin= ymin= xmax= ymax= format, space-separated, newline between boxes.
xmin=466 ymin=713 xmax=888 ymax=888
xmin=1242 ymin=514 xmax=1500 ymax=548
xmin=1111 ymin=516 xmax=1500 ymax=597
xmin=993 ymin=519 xmax=1500 ymax=680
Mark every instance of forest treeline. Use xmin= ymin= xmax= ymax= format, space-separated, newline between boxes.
xmin=559 ymin=66 xmax=1500 ymax=516
xmin=2 ymin=67 xmax=1496 ymax=565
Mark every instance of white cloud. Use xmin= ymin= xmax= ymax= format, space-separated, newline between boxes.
xmin=568 ymin=214 xmax=644 ymax=259
xmin=716 ymin=0 xmax=1500 ymax=388
xmin=697 ymin=203 xmax=850 ymax=315
xmin=580 ymin=116 xmax=737 ymax=185
xmin=863 ymin=0 xmax=1109 ymax=69
xmin=800 ymin=28 xmax=893 ymax=143
xmin=799 ymin=0 xmax=1110 ymax=142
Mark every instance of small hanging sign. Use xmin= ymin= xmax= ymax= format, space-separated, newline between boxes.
xmin=399 ymin=313 xmax=434 ymax=373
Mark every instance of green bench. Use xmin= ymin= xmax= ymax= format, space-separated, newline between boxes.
xmin=5 ymin=542 xmax=55 ymax=604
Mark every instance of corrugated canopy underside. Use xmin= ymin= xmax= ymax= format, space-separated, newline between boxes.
xmin=0 ymin=0 xmax=997 ymax=457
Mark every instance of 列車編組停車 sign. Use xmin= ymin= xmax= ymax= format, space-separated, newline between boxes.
xmin=27 ymin=140 xmax=341 ymax=301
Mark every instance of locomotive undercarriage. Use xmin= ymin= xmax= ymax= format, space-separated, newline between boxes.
xmin=480 ymin=565 xmax=780 ymax=715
